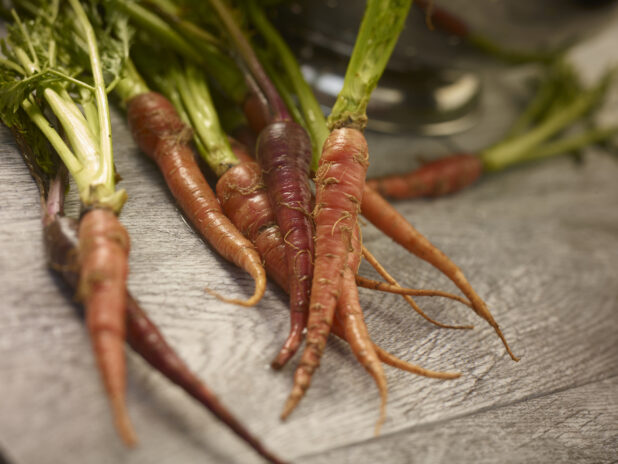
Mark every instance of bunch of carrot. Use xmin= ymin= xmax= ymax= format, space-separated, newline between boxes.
xmin=107 ymin=0 xmax=519 ymax=433
xmin=10 ymin=0 xmax=602 ymax=459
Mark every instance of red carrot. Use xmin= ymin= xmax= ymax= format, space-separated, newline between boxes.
xmin=124 ymin=296 xmax=287 ymax=464
xmin=366 ymin=154 xmax=483 ymax=200
xmin=216 ymin=171 xmax=462 ymax=384
xmin=125 ymin=91 xmax=266 ymax=307
xmin=77 ymin=208 xmax=136 ymax=445
xmin=282 ymin=128 xmax=369 ymax=418
xmin=361 ymin=185 xmax=519 ymax=361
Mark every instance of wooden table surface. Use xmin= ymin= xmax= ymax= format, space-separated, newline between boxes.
xmin=1 ymin=11 xmax=618 ymax=464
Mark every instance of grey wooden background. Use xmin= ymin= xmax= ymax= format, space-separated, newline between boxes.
xmin=1 ymin=8 xmax=618 ymax=464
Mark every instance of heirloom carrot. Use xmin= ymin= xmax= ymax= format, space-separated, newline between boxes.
xmin=116 ymin=66 xmax=266 ymax=307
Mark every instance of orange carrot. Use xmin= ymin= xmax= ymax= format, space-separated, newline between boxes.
xmin=365 ymin=154 xmax=482 ymax=200
xmin=216 ymin=161 xmax=288 ymax=293
xmin=282 ymin=127 xmax=369 ymax=419
xmin=126 ymin=92 xmax=266 ymax=306
xmin=336 ymin=225 xmax=387 ymax=434
xmin=77 ymin=207 xmax=136 ymax=446
xmin=361 ymin=185 xmax=519 ymax=361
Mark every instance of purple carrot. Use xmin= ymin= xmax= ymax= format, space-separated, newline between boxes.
xmin=43 ymin=211 xmax=287 ymax=464
xmin=257 ymin=121 xmax=314 ymax=368
xmin=209 ymin=0 xmax=315 ymax=367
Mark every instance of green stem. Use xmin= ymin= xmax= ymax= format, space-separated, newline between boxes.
xmin=45 ymin=68 xmax=95 ymax=91
xmin=12 ymin=9 xmax=39 ymax=69
xmin=21 ymin=97 xmax=82 ymax=175
xmin=481 ymin=73 xmax=613 ymax=172
xmin=114 ymin=0 xmax=203 ymax=62
xmin=248 ymin=0 xmax=328 ymax=171
xmin=208 ymin=0 xmax=289 ymax=121
xmin=505 ymin=75 xmax=560 ymax=139
xmin=175 ymin=63 xmax=239 ymax=176
xmin=115 ymin=0 xmax=246 ymax=103
xmin=114 ymin=59 xmax=150 ymax=105
xmin=141 ymin=0 xmax=220 ymax=46
xmin=68 ymin=0 xmax=115 ymax=200
xmin=467 ymin=34 xmax=558 ymax=65
xmin=43 ymin=87 xmax=99 ymax=167
xmin=327 ymin=0 xmax=411 ymax=131
xmin=520 ymin=126 xmax=618 ymax=164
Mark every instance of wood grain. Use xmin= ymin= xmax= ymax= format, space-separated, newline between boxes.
xmin=1 ymin=9 xmax=618 ymax=464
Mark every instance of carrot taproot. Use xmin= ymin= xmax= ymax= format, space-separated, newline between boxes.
xmin=76 ymin=207 xmax=136 ymax=445
xmin=361 ymin=185 xmax=519 ymax=361
xmin=125 ymin=91 xmax=266 ymax=307
xmin=281 ymin=127 xmax=369 ymax=419
xmin=361 ymin=245 xmax=473 ymax=330
xmin=124 ymin=296 xmax=287 ymax=464
xmin=366 ymin=154 xmax=483 ymax=200
xmin=256 ymin=121 xmax=315 ymax=368
xmin=215 ymin=168 xmax=461 ymax=383
xmin=42 ymin=215 xmax=287 ymax=464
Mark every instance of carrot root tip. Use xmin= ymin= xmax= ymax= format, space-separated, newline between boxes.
xmin=111 ymin=395 xmax=138 ymax=447
xmin=204 ymin=286 xmax=262 ymax=308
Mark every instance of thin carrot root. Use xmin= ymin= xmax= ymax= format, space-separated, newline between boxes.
xmin=127 ymin=92 xmax=266 ymax=307
xmin=338 ymin=266 xmax=388 ymax=435
xmin=361 ymin=245 xmax=473 ymax=331
xmin=362 ymin=186 xmax=519 ymax=361
xmin=373 ymin=344 xmax=461 ymax=380
xmin=355 ymin=275 xmax=473 ymax=309
xmin=78 ymin=208 xmax=137 ymax=446
xmin=330 ymin=317 xmax=460 ymax=381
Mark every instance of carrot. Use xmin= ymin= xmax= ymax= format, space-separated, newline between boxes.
xmin=361 ymin=245 xmax=473 ymax=330
xmin=213 ymin=160 xmax=462 ymax=384
xmin=77 ymin=207 xmax=135 ymax=445
xmin=0 ymin=2 xmax=139 ymax=444
xmin=361 ymin=185 xmax=519 ymax=361
xmin=42 ymin=213 xmax=286 ymax=464
xmin=122 ymin=88 xmax=266 ymax=307
xmin=256 ymin=122 xmax=315 ymax=367
xmin=414 ymin=0 xmax=558 ymax=64
xmin=366 ymin=64 xmax=616 ymax=200
xmin=366 ymin=154 xmax=483 ymax=200
xmin=281 ymin=127 xmax=370 ymax=418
